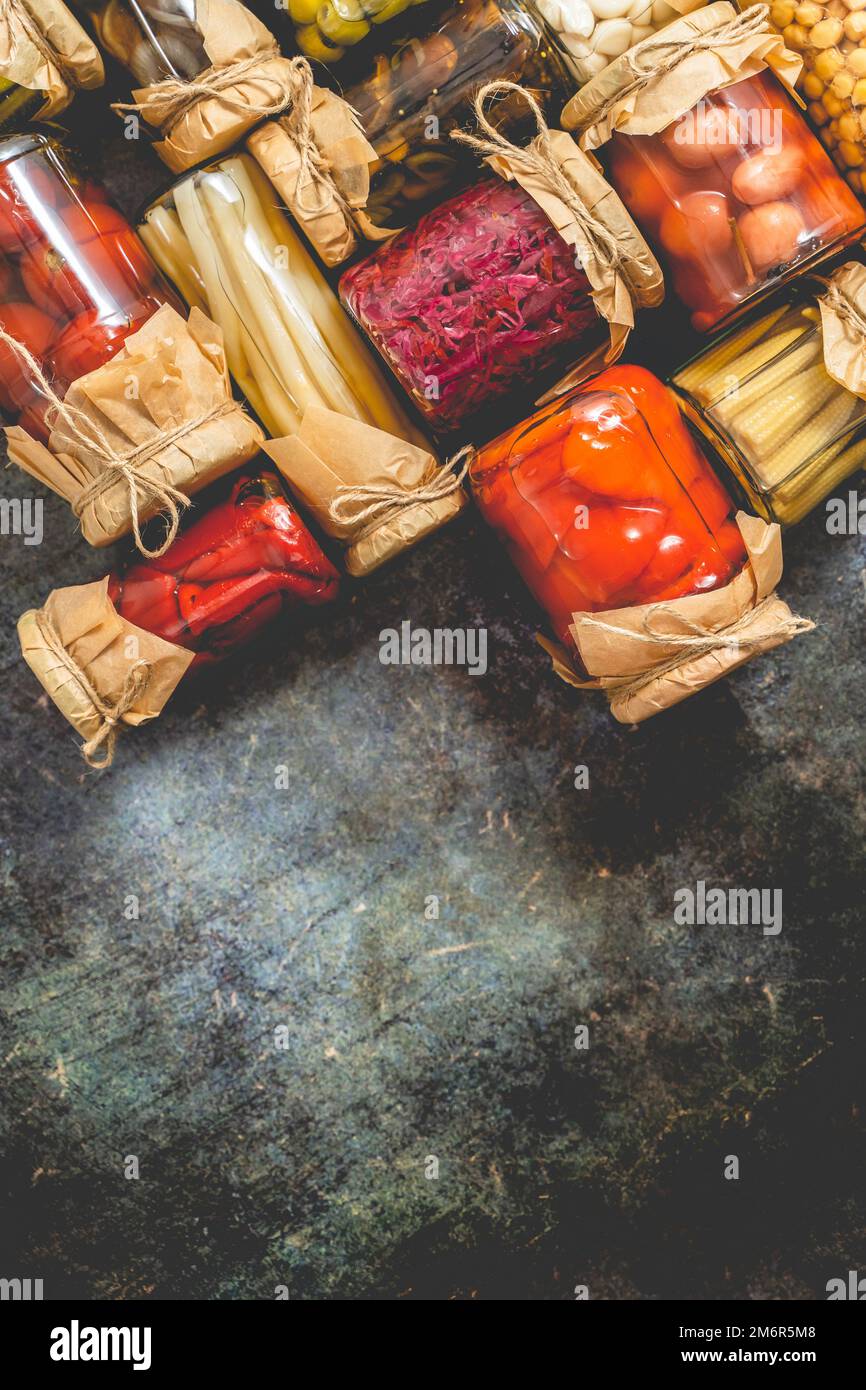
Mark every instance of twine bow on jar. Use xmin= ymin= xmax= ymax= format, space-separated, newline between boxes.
xmin=0 ymin=322 xmax=227 ymax=558
xmin=329 ymin=446 xmax=474 ymax=536
xmin=0 ymin=0 xmax=83 ymax=93
xmin=33 ymin=609 xmax=152 ymax=770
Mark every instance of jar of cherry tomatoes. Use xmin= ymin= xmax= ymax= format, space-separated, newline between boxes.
xmin=562 ymin=2 xmax=866 ymax=331
xmin=469 ymin=363 xmax=746 ymax=652
xmin=0 ymin=131 xmax=178 ymax=442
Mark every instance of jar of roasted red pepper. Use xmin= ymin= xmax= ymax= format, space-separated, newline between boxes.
xmin=108 ymin=468 xmax=341 ymax=668
xmin=562 ymin=3 xmax=866 ymax=331
xmin=0 ymin=131 xmax=179 ymax=442
xmin=339 ymin=173 xmax=638 ymax=437
xmin=469 ymin=364 xmax=747 ymax=651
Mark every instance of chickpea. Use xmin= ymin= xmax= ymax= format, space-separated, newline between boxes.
xmin=823 ymin=92 xmax=845 ymax=113
xmin=838 ymin=137 xmax=864 ymax=161
xmin=837 ymin=111 xmax=861 ymax=138
xmin=771 ymin=0 xmax=796 ymax=20
xmin=846 ymin=46 xmax=866 ymax=74
xmin=811 ymin=16 xmax=845 ymax=42
xmin=795 ymin=0 xmax=823 ymax=20
xmin=853 ymin=75 xmax=866 ymax=101
xmin=843 ymin=0 xmax=866 ymax=10
xmin=858 ymin=106 xmax=866 ymax=130
xmin=808 ymin=98 xmax=831 ymax=122
xmin=844 ymin=10 xmax=866 ymax=35
xmin=832 ymin=69 xmax=856 ymax=94
xmin=814 ymin=47 xmax=845 ymax=78
xmin=783 ymin=20 xmax=811 ymax=45
xmin=803 ymin=71 xmax=825 ymax=96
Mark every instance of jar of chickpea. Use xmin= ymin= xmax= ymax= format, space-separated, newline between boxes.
xmin=769 ymin=0 xmax=866 ymax=196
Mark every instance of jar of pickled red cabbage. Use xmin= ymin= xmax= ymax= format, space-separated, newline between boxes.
xmin=671 ymin=264 xmax=866 ymax=526
xmin=562 ymin=2 xmax=866 ymax=331
xmin=469 ymin=363 xmax=747 ymax=651
xmin=0 ymin=132 xmax=179 ymax=442
xmin=339 ymin=176 xmax=614 ymax=436
xmin=340 ymin=0 xmax=571 ymax=229
xmin=139 ymin=152 xmax=427 ymax=446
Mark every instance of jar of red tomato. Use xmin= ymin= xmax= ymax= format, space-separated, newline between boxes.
xmin=0 ymin=131 xmax=179 ymax=442
xmin=470 ymin=363 xmax=746 ymax=650
xmin=562 ymin=2 xmax=866 ymax=331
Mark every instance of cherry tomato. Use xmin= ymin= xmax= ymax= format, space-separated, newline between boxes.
xmin=0 ymin=301 xmax=55 ymax=410
xmin=47 ymin=308 xmax=147 ymax=385
xmin=15 ymin=396 xmax=53 ymax=443
xmin=20 ymin=237 xmax=89 ymax=317
xmin=0 ymin=254 xmax=15 ymax=299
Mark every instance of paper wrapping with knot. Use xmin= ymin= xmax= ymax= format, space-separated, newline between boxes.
xmin=0 ymin=0 xmax=104 ymax=118
xmin=561 ymin=2 xmax=804 ymax=151
xmin=818 ymin=262 xmax=866 ymax=400
xmin=128 ymin=0 xmax=299 ymax=172
xmin=263 ymin=405 xmax=467 ymax=578
xmin=18 ymin=578 xmax=193 ymax=745
xmin=5 ymin=305 xmax=264 ymax=548
xmin=539 ymin=514 xmax=810 ymax=724
xmin=247 ymin=89 xmax=395 ymax=268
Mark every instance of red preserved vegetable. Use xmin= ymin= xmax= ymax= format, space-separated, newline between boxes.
xmin=0 ymin=132 xmax=180 ymax=441
xmin=108 ymin=470 xmax=340 ymax=670
xmin=339 ymin=176 xmax=605 ymax=435
xmin=470 ymin=364 xmax=746 ymax=652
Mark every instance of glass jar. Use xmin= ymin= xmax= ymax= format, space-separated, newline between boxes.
xmin=605 ymin=71 xmax=865 ymax=331
xmin=0 ymin=132 xmax=179 ymax=442
xmin=342 ymin=0 xmax=570 ymax=228
xmin=530 ymin=0 xmax=707 ymax=87
xmin=139 ymin=152 xmax=428 ymax=445
xmin=671 ymin=283 xmax=866 ymax=526
xmin=469 ymin=363 xmax=745 ymax=650
xmin=0 ymin=78 xmax=45 ymax=131
xmin=768 ymin=1 xmax=866 ymax=204
xmin=108 ymin=467 xmax=340 ymax=668
xmin=78 ymin=0 xmax=209 ymax=85
xmin=339 ymin=175 xmax=609 ymax=436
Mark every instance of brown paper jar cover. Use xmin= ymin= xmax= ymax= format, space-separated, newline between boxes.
xmin=0 ymin=0 xmax=104 ymax=119
xmin=263 ymin=405 xmax=467 ymax=578
xmin=5 ymin=305 xmax=264 ymax=548
xmin=540 ymin=514 xmax=812 ymax=723
xmin=18 ymin=578 xmax=193 ymax=745
xmin=818 ymin=262 xmax=866 ymax=399
xmin=560 ymin=2 xmax=803 ymax=150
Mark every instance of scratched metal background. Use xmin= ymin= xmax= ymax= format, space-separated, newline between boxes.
xmin=0 ymin=78 xmax=864 ymax=1300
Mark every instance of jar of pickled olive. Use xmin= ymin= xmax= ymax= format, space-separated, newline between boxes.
xmin=108 ymin=467 xmax=340 ymax=668
xmin=469 ymin=363 xmax=746 ymax=651
xmin=78 ymin=0 xmax=210 ymax=85
xmin=768 ymin=2 xmax=866 ymax=202
xmin=138 ymin=152 xmax=429 ymax=446
xmin=0 ymin=79 xmax=45 ymax=131
xmin=0 ymin=0 xmax=105 ymax=121
xmin=339 ymin=177 xmax=615 ymax=436
xmin=341 ymin=0 xmax=571 ymax=229
xmin=529 ymin=0 xmax=707 ymax=86
xmin=0 ymin=131 xmax=180 ymax=443
xmin=282 ymin=0 xmax=436 ymax=65
xmin=562 ymin=3 xmax=866 ymax=331
xmin=671 ymin=267 xmax=866 ymax=526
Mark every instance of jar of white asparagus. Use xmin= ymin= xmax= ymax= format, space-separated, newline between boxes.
xmin=137 ymin=153 xmax=429 ymax=447
xmin=528 ymin=0 xmax=709 ymax=85
xmin=670 ymin=263 xmax=866 ymax=525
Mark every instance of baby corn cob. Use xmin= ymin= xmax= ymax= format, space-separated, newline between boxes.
xmin=728 ymin=362 xmax=838 ymax=464
xmin=674 ymin=303 xmax=789 ymax=399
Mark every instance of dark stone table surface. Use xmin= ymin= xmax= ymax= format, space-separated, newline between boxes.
xmin=0 ymin=85 xmax=864 ymax=1302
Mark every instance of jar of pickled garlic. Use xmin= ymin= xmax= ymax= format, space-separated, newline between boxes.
xmin=139 ymin=154 xmax=428 ymax=448
xmin=469 ymin=363 xmax=746 ymax=651
xmin=338 ymin=0 xmax=571 ymax=230
xmin=768 ymin=1 xmax=866 ymax=202
xmin=671 ymin=263 xmax=866 ymax=525
xmin=529 ymin=0 xmax=707 ymax=86
xmin=562 ymin=2 xmax=866 ymax=331
xmin=0 ymin=132 xmax=179 ymax=442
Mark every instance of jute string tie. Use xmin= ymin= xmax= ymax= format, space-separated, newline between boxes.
xmin=579 ymin=4 xmax=770 ymax=130
xmin=329 ymin=445 xmax=474 ymax=534
xmin=451 ymin=81 xmax=626 ymax=282
xmin=566 ymin=595 xmax=815 ymax=700
xmin=821 ymin=280 xmax=866 ymax=343
xmin=0 ymin=323 xmax=232 ymax=558
xmin=0 ymin=0 xmax=81 ymax=92
xmin=34 ymin=610 xmax=151 ymax=770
